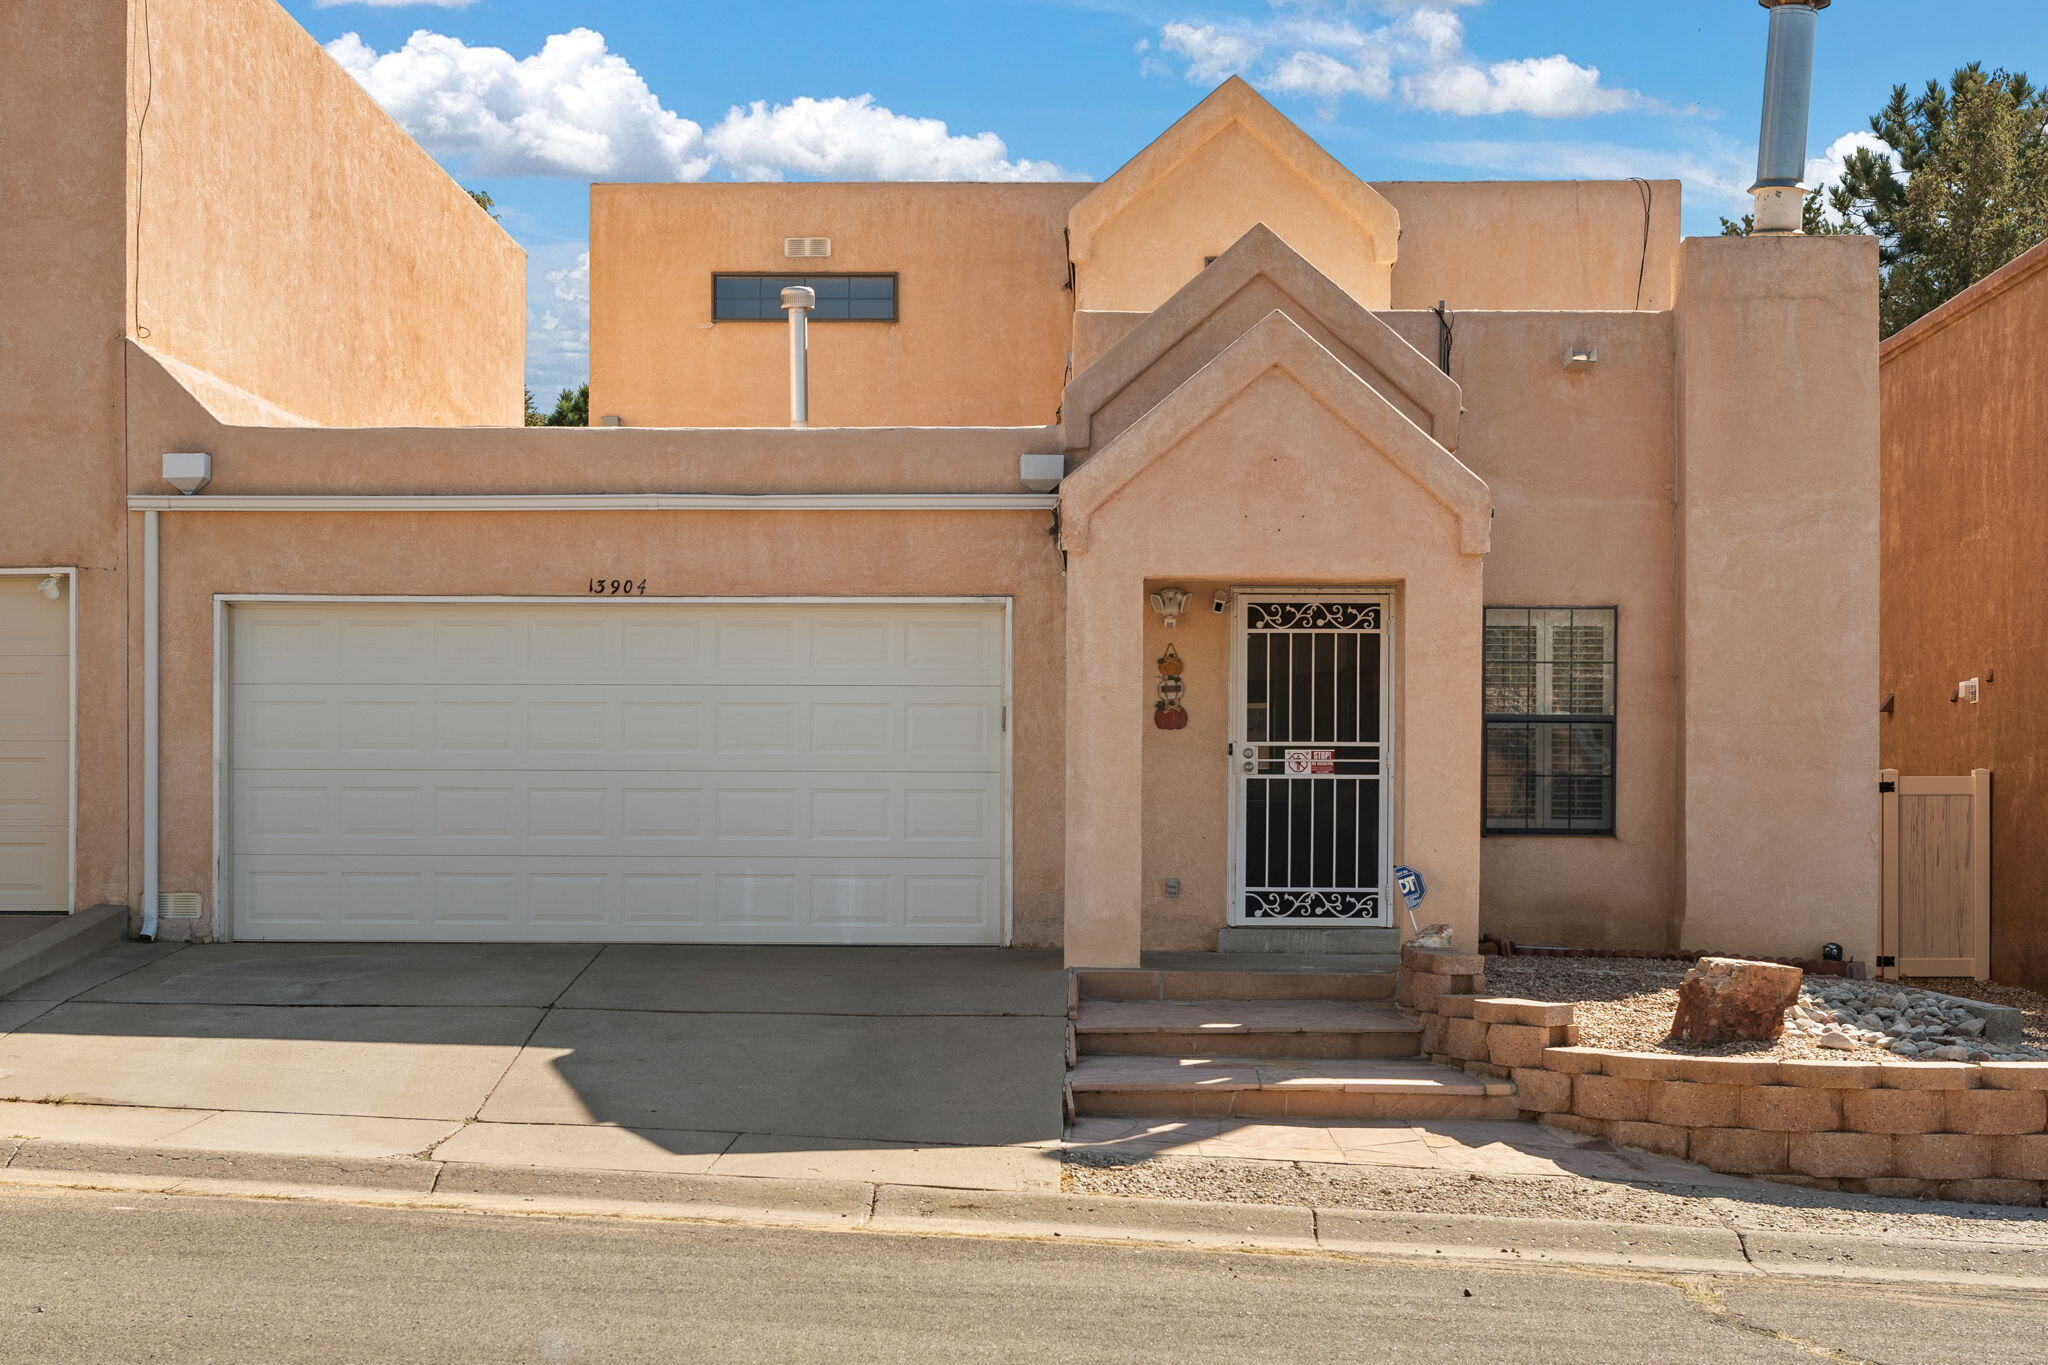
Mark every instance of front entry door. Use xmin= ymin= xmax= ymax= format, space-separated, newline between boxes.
xmin=1230 ymin=593 xmax=1392 ymax=926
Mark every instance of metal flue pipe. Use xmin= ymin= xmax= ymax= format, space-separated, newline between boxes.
xmin=780 ymin=285 xmax=816 ymax=427
xmin=1750 ymin=0 xmax=1830 ymax=234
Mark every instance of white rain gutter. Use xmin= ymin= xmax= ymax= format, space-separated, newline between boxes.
xmin=124 ymin=492 xmax=1059 ymax=512
xmin=140 ymin=508 xmax=160 ymax=941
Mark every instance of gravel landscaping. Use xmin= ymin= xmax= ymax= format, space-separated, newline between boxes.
xmin=1063 ymin=1149 xmax=2048 ymax=1246
xmin=1479 ymin=956 xmax=2048 ymax=1062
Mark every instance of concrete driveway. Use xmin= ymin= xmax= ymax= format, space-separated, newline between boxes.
xmin=0 ymin=942 xmax=1069 ymax=1170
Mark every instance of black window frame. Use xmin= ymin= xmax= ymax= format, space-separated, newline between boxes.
xmin=710 ymin=272 xmax=899 ymax=323
xmin=1481 ymin=605 xmax=1618 ymax=838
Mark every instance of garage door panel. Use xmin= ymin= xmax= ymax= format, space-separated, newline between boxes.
xmin=231 ymin=856 xmax=1003 ymax=944
xmin=228 ymin=602 xmax=1007 ymax=944
xmin=232 ymin=685 xmax=1001 ymax=772
xmin=233 ymin=604 xmax=1004 ymax=688
xmin=232 ymin=770 xmax=999 ymax=858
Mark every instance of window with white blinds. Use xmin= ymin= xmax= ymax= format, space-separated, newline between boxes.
xmin=1483 ymin=607 xmax=1616 ymax=835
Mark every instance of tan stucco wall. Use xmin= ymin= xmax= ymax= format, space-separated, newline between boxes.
xmin=1675 ymin=235 xmax=1881 ymax=961
xmin=1880 ymin=239 xmax=2048 ymax=989
xmin=589 ymin=183 xmax=1085 ymax=429
xmin=1384 ymin=311 xmax=1680 ymax=950
xmin=2 ymin=1 xmax=133 ymax=912
xmin=126 ymin=0 xmax=525 ymax=426
xmin=1377 ymin=181 xmax=1681 ymax=312
xmin=1074 ymin=120 xmax=1393 ymax=315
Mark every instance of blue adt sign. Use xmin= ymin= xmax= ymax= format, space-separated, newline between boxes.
xmin=1395 ymin=866 xmax=1426 ymax=911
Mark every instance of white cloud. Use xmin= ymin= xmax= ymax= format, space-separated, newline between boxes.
xmin=328 ymin=29 xmax=1067 ymax=184
xmin=705 ymin=96 xmax=1068 ymax=182
xmin=1404 ymin=53 xmax=1644 ymax=118
xmin=1146 ymin=3 xmax=1661 ymax=120
xmin=527 ymin=247 xmax=589 ymax=398
xmin=327 ymin=29 xmax=710 ymax=179
xmin=1159 ymin=23 xmax=1263 ymax=84
xmin=1805 ymin=129 xmax=1893 ymax=191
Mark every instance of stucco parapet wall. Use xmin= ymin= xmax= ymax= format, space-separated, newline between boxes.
xmin=1880 ymin=233 xmax=2048 ymax=361
xmin=127 ymin=341 xmax=1063 ymax=497
xmin=1060 ymin=223 xmax=1460 ymax=453
xmin=1057 ymin=311 xmax=1490 ymax=557
xmin=1066 ymin=77 xmax=1397 ymax=269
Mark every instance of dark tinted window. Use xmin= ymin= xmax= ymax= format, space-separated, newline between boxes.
xmin=712 ymin=274 xmax=897 ymax=321
xmin=1482 ymin=607 xmax=1617 ymax=835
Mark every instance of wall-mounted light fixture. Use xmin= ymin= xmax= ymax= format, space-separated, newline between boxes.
xmin=162 ymin=451 xmax=212 ymax=495
xmin=1149 ymin=588 xmax=1190 ymax=628
xmin=1564 ymin=345 xmax=1598 ymax=372
xmin=36 ymin=575 xmax=62 ymax=601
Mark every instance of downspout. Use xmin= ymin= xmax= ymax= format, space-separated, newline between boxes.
xmin=1749 ymin=0 xmax=1830 ymax=235
xmin=140 ymin=507 xmax=159 ymax=941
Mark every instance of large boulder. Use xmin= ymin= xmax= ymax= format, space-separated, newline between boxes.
xmin=1668 ymin=957 xmax=1803 ymax=1046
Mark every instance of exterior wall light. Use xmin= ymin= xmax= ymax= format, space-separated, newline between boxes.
xmin=1565 ymin=346 xmax=1598 ymax=372
xmin=36 ymin=575 xmax=62 ymax=601
xmin=1149 ymin=588 xmax=1191 ymax=628
xmin=162 ymin=451 xmax=212 ymax=495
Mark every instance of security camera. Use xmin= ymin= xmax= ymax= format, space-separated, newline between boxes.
xmin=1211 ymin=590 xmax=1230 ymax=614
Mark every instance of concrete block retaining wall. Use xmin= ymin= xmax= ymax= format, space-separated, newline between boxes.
xmin=1401 ymin=947 xmax=2048 ymax=1206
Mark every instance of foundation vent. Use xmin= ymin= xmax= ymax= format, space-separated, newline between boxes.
xmin=157 ymin=891 xmax=203 ymax=920
xmin=783 ymin=237 xmax=832 ymax=259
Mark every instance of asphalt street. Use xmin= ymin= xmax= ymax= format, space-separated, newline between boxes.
xmin=1 ymin=1185 xmax=2042 ymax=1364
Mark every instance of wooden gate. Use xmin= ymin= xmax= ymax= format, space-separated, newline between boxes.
xmin=1879 ymin=769 xmax=1991 ymax=980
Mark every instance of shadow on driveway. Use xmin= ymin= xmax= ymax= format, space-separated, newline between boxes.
xmin=0 ymin=943 xmax=1070 ymax=1151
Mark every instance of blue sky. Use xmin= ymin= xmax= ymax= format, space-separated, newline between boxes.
xmin=277 ymin=0 xmax=2048 ymax=397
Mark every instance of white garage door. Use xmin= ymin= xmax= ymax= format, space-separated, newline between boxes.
xmin=0 ymin=577 xmax=70 ymax=912
xmin=227 ymin=601 xmax=1007 ymax=943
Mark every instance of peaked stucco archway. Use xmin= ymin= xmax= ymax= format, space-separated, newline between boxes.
xmin=1061 ymin=223 xmax=1462 ymax=454
xmin=1066 ymin=78 xmax=1401 ymax=313
xmin=1057 ymin=310 xmax=1490 ymax=967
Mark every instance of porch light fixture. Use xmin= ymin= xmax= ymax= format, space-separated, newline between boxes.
xmin=1149 ymin=588 xmax=1191 ymax=628
xmin=1565 ymin=345 xmax=1598 ymax=371
xmin=162 ymin=451 xmax=212 ymax=495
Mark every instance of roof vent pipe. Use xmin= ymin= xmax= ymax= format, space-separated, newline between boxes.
xmin=1750 ymin=0 xmax=1830 ymax=235
xmin=780 ymin=285 xmax=816 ymax=428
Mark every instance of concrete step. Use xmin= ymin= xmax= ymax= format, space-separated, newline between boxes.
xmin=1216 ymin=926 xmax=1400 ymax=956
xmin=1075 ymin=1000 xmax=1421 ymax=1058
xmin=1076 ymin=968 xmax=1396 ymax=1003
xmin=1068 ymin=1055 xmax=1515 ymax=1122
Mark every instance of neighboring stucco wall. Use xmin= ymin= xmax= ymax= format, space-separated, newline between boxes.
xmin=1377 ymin=181 xmax=1681 ymax=313
xmin=1073 ymin=120 xmax=1394 ymax=314
xmin=590 ymin=183 xmax=1085 ymax=429
xmin=1880 ymin=238 xmax=2048 ymax=991
xmin=1399 ymin=310 xmax=1681 ymax=950
xmin=126 ymin=0 xmax=524 ymax=426
xmin=2 ymin=0 xmax=133 ymax=913
xmin=1675 ymin=235 xmax=1881 ymax=962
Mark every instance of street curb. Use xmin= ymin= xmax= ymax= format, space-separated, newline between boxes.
xmin=9 ymin=1138 xmax=2048 ymax=1287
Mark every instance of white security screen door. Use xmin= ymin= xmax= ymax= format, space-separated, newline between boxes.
xmin=1230 ymin=593 xmax=1392 ymax=925
xmin=226 ymin=600 xmax=1007 ymax=944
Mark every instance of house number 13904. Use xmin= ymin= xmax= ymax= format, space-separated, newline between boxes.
xmin=588 ymin=578 xmax=648 ymax=596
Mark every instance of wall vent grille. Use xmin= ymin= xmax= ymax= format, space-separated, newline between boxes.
xmin=158 ymin=891 xmax=203 ymax=920
xmin=784 ymin=237 xmax=832 ymax=258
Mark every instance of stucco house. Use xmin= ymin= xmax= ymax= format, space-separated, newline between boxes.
xmin=4 ymin=0 xmax=1879 ymax=972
